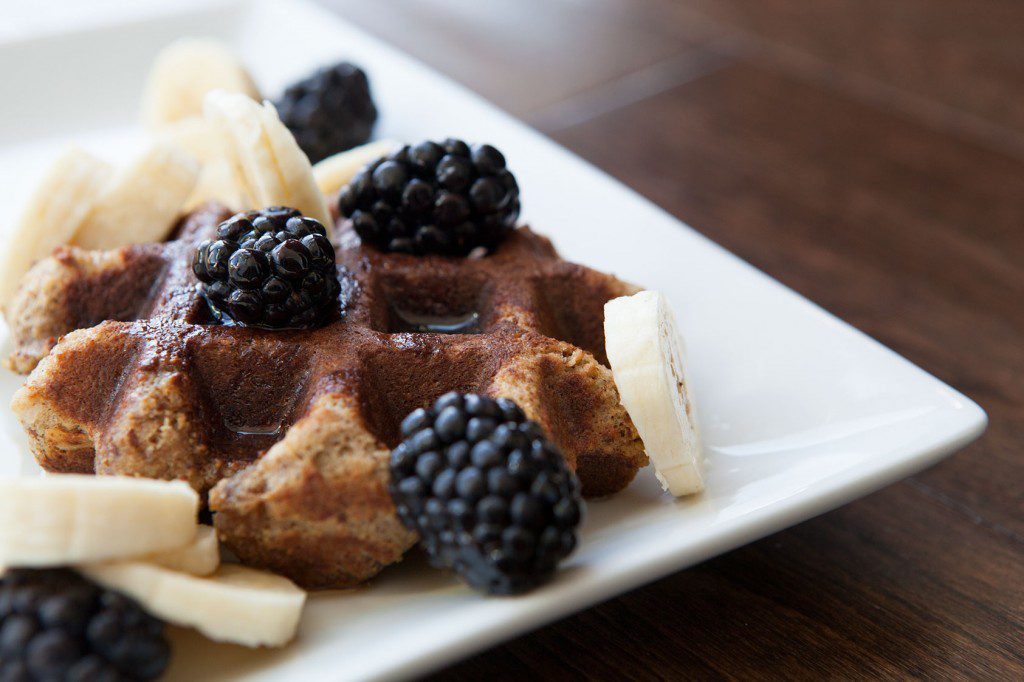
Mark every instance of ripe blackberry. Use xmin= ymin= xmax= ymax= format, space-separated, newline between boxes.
xmin=337 ymin=139 xmax=521 ymax=256
xmin=275 ymin=62 xmax=377 ymax=164
xmin=0 ymin=568 xmax=169 ymax=681
xmin=192 ymin=207 xmax=341 ymax=329
xmin=389 ymin=392 xmax=583 ymax=595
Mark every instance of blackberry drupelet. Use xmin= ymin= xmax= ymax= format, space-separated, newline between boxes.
xmin=0 ymin=568 xmax=170 ymax=682
xmin=275 ymin=61 xmax=377 ymax=164
xmin=337 ymin=139 xmax=521 ymax=256
xmin=388 ymin=392 xmax=583 ymax=595
xmin=193 ymin=207 xmax=341 ymax=329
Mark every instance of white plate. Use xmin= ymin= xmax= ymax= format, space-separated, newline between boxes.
xmin=0 ymin=1 xmax=987 ymax=679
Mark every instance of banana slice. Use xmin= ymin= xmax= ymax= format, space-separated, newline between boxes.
xmin=157 ymin=117 xmax=246 ymax=210
xmin=0 ymin=475 xmax=199 ymax=566
xmin=204 ymin=90 xmax=332 ymax=229
xmin=312 ymin=139 xmax=398 ymax=197
xmin=156 ymin=116 xmax=218 ymax=163
xmin=141 ymin=38 xmax=260 ymax=129
xmin=144 ymin=525 xmax=220 ymax=576
xmin=604 ymin=290 xmax=704 ymax=496
xmin=79 ymin=562 xmax=306 ymax=648
xmin=0 ymin=148 xmax=112 ymax=310
xmin=73 ymin=141 xmax=199 ymax=249
xmin=185 ymin=161 xmax=246 ymax=212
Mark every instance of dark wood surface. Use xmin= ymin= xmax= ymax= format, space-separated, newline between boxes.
xmin=320 ymin=1 xmax=1023 ymax=678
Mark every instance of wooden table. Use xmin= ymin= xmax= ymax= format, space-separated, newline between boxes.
xmin=320 ymin=1 xmax=1023 ymax=678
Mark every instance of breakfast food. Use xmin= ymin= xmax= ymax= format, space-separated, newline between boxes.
xmin=0 ymin=568 xmax=171 ymax=681
xmin=143 ymin=525 xmax=220 ymax=576
xmin=2 ymin=244 xmax=170 ymax=374
xmin=0 ymin=476 xmax=199 ymax=566
xmin=192 ymin=207 xmax=340 ymax=328
xmin=9 ymin=198 xmax=646 ymax=586
xmin=0 ymin=148 xmax=112 ymax=308
xmin=337 ymin=139 xmax=520 ymax=255
xmin=0 ymin=492 xmax=304 ymax=682
xmin=73 ymin=141 xmax=200 ymax=250
xmin=80 ymin=563 xmax=306 ymax=648
xmin=390 ymin=392 xmax=583 ymax=594
xmin=1 ymin=36 xmax=706 ymax=666
xmin=312 ymin=139 xmax=398 ymax=197
xmin=605 ymin=291 xmax=703 ymax=496
xmin=141 ymin=38 xmax=260 ymax=129
xmin=204 ymin=90 xmax=332 ymax=229
xmin=275 ymin=61 xmax=378 ymax=163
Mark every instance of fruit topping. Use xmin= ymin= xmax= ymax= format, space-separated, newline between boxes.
xmin=338 ymin=139 xmax=521 ymax=256
xmin=389 ymin=393 xmax=583 ymax=595
xmin=0 ymin=476 xmax=199 ymax=568
xmin=0 ymin=568 xmax=170 ymax=681
xmin=193 ymin=207 xmax=341 ymax=329
xmin=0 ymin=148 xmax=112 ymax=310
xmin=275 ymin=62 xmax=378 ymax=164
xmin=312 ymin=140 xmax=398 ymax=198
xmin=73 ymin=141 xmax=199 ymax=251
xmin=142 ymin=38 xmax=259 ymax=129
xmin=604 ymin=291 xmax=704 ymax=496
xmin=79 ymin=563 xmax=306 ymax=649
xmin=143 ymin=526 xmax=220 ymax=577
xmin=203 ymin=91 xmax=333 ymax=230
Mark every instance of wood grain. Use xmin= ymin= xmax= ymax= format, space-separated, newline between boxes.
xmin=315 ymin=0 xmax=1024 ymax=678
xmin=650 ymin=0 xmax=1024 ymax=146
xmin=325 ymin=0 xmax=707 ymax=118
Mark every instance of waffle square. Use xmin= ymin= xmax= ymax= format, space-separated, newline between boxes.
xmin=8 ymin=205 xmax=646 ymax=587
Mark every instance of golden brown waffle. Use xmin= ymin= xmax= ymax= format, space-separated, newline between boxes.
xmin=9 ymin=204 xmax=646 ymax=588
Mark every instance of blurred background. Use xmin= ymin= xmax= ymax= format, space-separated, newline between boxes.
xmin=0 ymin=0 xmax=1019 ymax=678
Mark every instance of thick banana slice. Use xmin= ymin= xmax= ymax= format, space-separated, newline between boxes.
xmin=204 ymin=90 xmax=332 ymax=229
xmin=312 ymin=139 xmax=398 ymax=197
xmin=604 ymin=290 xmax=704 ymax=496
xmin=73 ymin=141 xmax=199 ymax=249
xmin=141 ymin=38 xmax=260 ymax=129
xmin=144 ymin=525 xmax=220 ymax=576
xmin=0 ymin=148 xmax=112 ymax=310
xmin=79 ymin=562 xmax=306 ymax=647
xmin=0 ymin=475 xmax=199 ymax=566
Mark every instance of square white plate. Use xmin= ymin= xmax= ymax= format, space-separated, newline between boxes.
xmin=0 ymin=0 xmax=987 ymax=679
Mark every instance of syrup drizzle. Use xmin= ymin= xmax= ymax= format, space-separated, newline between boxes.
xmin=223 ymin=420 xmax=283 ymax=438
xmin=389 ymin=305 xmax=481 ymax=334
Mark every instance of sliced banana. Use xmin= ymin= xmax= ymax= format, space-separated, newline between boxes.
xmin=141 ymin=38 xmax=259 ymax=129
xmin=204 ymin=90 xmax=332 ymax=229
xmin=72 ymin=141 xmax=199 ymax=249
xmin=158 ymin=118 xmax=246 ymax=211
xmin=255 ymin=99 xmax=333 ymax=227
xmin=0 ymin=475 xmax=199 ymax=566
xmin=0 ymin=148 xmax=112 ymax=310
xmin=312 ymin=139 xmax=398 ymax=197
xmin=186 ymin=161 xmax=246 ymax=212
xmin=79 ymin=562 xmax=306 ymax=648
xmin=604 ymin=290 xmax=704 ymax=496
xmin=143 ymin=525 xmax=220 ymax=576
xmin=156 ymin=116 xmax=218 ymax=163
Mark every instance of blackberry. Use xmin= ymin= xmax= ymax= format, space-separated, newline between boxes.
xmin=192 ymin=207 xmax=342 ymax=329
xmin=275 ymin=62 xmax=377 ymax=164
xmin=0 ymin=568 xmax=169 ymax=681
xmin=389 ymin=392 xmax=583 ymax=595
xmin=338 ymin=138 xmax=521 ymax=256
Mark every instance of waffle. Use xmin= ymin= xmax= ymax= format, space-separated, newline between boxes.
xmin=8 ymin=204 xmax=647 ymax=588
